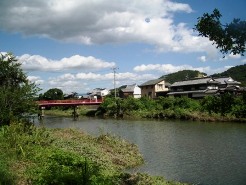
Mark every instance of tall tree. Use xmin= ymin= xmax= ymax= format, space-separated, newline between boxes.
xmin=43 ymin=88 xmax=64 ymax=100
xmin=195 ymin=9 xmax=246 ymax=56
xmin=0 ymin=53 xmax=39 ymax=125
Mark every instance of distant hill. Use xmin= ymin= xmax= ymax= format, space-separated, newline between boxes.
xmin=212 ymin=64 xmax=246 ymax=86
xmin=160 ymin=70 xmax=207 ymax=84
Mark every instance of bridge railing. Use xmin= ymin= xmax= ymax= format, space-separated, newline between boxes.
xmin=37 ymin=98 xmax=103 ymax=105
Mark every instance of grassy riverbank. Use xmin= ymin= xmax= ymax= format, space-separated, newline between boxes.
xmin=0 ymin=122 xmax=188 ymax=185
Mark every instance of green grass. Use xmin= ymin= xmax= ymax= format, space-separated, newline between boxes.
xmin=0 ymin=122 xmax=189 ymax=185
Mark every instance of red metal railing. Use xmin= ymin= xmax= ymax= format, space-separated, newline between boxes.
xmin=36 ymin=98 xmax=103 ymax=107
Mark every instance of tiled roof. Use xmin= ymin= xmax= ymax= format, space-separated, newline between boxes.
xmin=121 ymin=84 xmax=137 ymax=92
xmin=171 ymin=77 xmax=220 ymax=87
xmin=139 ymin=78 xmax=165 ymax=86
xmin=214 ymin=77 xmax=241 ymax=85
xmin=167 ymin=89 xmax=218 ymax=95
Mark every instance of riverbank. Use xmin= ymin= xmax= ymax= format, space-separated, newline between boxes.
xmin=44 ymin=106 xmax=246 ymax=123
xmin=0 ymin=122 xmax=189 ymax=185
xmin=95 ymin=96 xmax=246 ymax=123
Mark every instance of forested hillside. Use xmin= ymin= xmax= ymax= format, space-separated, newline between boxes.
xmin=212 ymin=64 xmax=246 ymax=86
xmin=160 ymin=70 xmax=207 ymax=84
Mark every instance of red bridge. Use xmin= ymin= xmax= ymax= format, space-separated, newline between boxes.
xmin=37 ymin=99 xmax=103 ymax=108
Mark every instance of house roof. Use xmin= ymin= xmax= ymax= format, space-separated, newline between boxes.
xmin=139 ymin=78 xmax=165 ymax=87
xmin=121 ymin=84 xmax=138 ymax=92
xmin=171 ymin=77 xmax=220 ymax=87
xmin=213 ymin=77 xmax=241 ymax=85
xmin=167 ymin=89 xmax=218 ymax=95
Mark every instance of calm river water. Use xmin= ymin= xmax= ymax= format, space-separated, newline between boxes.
xmin=36 ymin=116 xmax=246 ymax=185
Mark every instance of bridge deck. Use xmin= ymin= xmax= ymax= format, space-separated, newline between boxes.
xmin=37 ymin=99 xmax=103 ymax=107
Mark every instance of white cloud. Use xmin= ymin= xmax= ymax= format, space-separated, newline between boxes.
xmin=44 ymin=71 xmax=156 ymax=93
xmin=18 ymin=54 xmax=115 ymax=72
xmin=133 ymin=63 xmax=212 ymax=74
xmin=27 ymin=76 xmax=44 ymax=85
xmin=229 ymin=53 xmax=241 ymax=59
xmin=0 ymin=0 xmax=217 ymax=53
xmin=242 ymin=59 xmax=246 ymax=63
xmin=198 ymin=56 xmax=206 ymax=62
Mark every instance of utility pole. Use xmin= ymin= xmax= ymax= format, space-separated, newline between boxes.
xmin=112 ymin=67 xmax=118 ymax=99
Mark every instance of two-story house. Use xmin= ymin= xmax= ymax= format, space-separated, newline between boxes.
xmin=139 ymin=78 xmax=170 ymax=98
xmin=168 ymin=77 xmax=220 ymax=98
xmin=119 ymin=84 xmax=141 ymax=98
xmin=214 ymin=77 xmax=241 ymax=94
xmin=88 ymin=88 xmax=109 ymax=98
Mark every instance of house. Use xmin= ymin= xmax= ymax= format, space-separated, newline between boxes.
xmin=168 ymin=77 xmax=220 ymax=98
xmin=88 ymin=88 xmax=110 ymax=98
xmin=119 ymin=84 xmax=141 ymax=98
xmin=139 ymin=78 xmax=170 ymax=98
xmin=214 ymin=77 xmax=241 ymax=94
xmin=167 ymin=76 xmax=243 ymax=98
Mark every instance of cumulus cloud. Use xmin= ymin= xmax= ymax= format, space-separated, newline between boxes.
xmin=0 ymin=0 xmax=216 ymax=53
xmin=229 ymin=53 xmax=241 ymax=59
xmin=198 ymin=56 xmax=207 ymax=62
xmin=18 ymin=54 xmax=115 ymax=72
xmin=133 ymin=63 xmax=212 ymax=74
xmin=27 ymin=76 xmax=44 ymax=85
xmin=45 ymin=71 xmax=156 ymax=93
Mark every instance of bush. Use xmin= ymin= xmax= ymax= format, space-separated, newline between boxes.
xmin=31 ymin=150 xmax=104 ymax=185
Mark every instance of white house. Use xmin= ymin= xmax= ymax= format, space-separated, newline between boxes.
xmin=89 ymin=88 xmax=110 ymax=97
xmin=120 ymin=84 xmax=141 ymax=98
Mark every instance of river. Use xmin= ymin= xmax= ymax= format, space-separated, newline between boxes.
xmin=36 ymin=116 xmax=246 ymax=185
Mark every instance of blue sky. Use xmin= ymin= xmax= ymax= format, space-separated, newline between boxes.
xmin=0 ymin=0 xmax=245 ymax=94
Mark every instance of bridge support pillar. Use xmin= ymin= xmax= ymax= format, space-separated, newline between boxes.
xmin=38 ymin=107 xmax=45 ymax=119
xmin=72 ymin=106 xmax=79 ymax=120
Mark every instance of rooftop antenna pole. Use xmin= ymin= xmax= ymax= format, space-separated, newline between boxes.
xmin=112 ymin=67 xmax=118 ymax=99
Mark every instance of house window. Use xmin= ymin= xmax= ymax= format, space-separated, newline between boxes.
xmin=199 ymin=86 xmax=206 ymax=90
xmin=158 ymin=84 xmax=163 ymax=89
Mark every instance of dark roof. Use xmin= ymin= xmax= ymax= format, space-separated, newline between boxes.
xmin=167 ymin=89 xmax=218 ymax=95
xmin=214 ymin=77 xmax=241 ymax=85
xmin=121 ymin=84 xmax=138 ymax=92
xmin=139 ymin=78 xmax=165 ymax=87
xmin=171 ymin=77 xmax=220 ymax=87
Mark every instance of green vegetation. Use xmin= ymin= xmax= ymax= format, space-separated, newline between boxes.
xmin=97 ymin=95 xmax=246 ymax=122
xmin=212 ymin=64 xmax=246 ymax=86
xmin=160 ymin=70 xmax=206 ymax=84
xmin=0 ymin=122 xmax=188 ymax=185
xmin=0 ymin=53 xmax=39 ymax=126
xmin=195 ymin=8 xmax=246 ymax=56
xmin=39 ymin=88 xmax=64 ymax=100
xmin=44 ymin=106 xmax=91 ymax=117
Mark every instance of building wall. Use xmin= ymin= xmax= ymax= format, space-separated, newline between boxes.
xmin=141 ymin=80 xmax=169 ymax=98
xmin=155 ymin=81 xmax=169 ymax=92
xmin=133 ymin=86 xmax=141 ymax=98
xmin=140 ymin=86 xmax=155 ymax=98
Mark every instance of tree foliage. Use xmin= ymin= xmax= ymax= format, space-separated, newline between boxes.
xmin=195 ymin=8 xmax=246 ymax=56
xmin=42 ymin=88 xmax=64 ymax=100
xmin=98 ymin=95 xmax=246 ymax=120
xmin=0 ymin=53 xmax=39 ymax=125
xmin=160 ymin=70 xmax=207 ymax=84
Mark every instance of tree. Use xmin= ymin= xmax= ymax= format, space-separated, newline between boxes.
xmin=43 ymin=88 xmax=64 ymax=100
xmin=0 ymin=53 xmax=40 ymax=125
xmin=195 ymin=8 xmax=246 ymax=56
